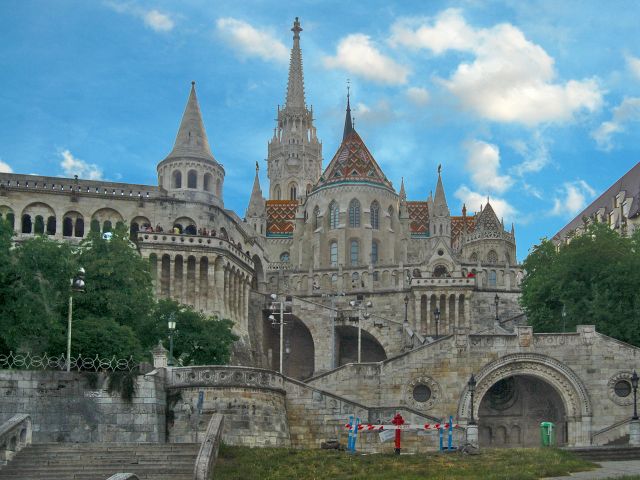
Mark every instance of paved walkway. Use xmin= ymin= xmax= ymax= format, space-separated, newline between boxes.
xmin=546 ymin=460 xmax=640 ymax=479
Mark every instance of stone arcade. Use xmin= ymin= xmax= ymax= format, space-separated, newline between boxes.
xmin=1 ymin=18 xmax=639 ymax=450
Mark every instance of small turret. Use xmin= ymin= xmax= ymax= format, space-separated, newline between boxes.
xmin=246 ymin=162 xmax=266 ymax=236
xmin=430 ymin=165 xmax=451 ymax=240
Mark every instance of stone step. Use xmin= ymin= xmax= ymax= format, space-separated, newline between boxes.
xmin=565 ymin=445 xmax=640 ymax=461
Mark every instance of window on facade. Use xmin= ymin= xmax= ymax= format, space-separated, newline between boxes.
xmin=371 ymin=241 xmax=379 ymax=264
xmin=273 ymin=185 xmax=281 ymax=200
xmin=313 ymin=206 xmax=320 ymax=230
xmin=46 ymin=216 xmax=56 ymax=235
xmin=350 ymin=240 xmax=359 ymax=265
xmin=388 ymin=206 xmax=395 ymax=228
xmin=280 ymin=252 xmax=290 ymax=263
xmin=289 ymin=183 xmax=297 ymax=201
xmin=187 ymin=170 xmax=198 ymax=189
xmin=433 ymin=265 xmax=448 ymax=278
xmin=488 ymin=270 xmax=497 ymax=287
xmin=349 ymin=199 xmax=361 ymax=228
xmin=487 ymin=250 xmax=498 ymax=264
xmin=329 ymin=201 xmax=339 ymax=229
xmin=34 ymin=215 xmax=44 ymax=234
xmin=204 ymin=173 xmax=213 ymax=192
xmin=63 ymin=217 xmax=73 ymax=237
xmin=370 ymin=201 xmax=380 ymax=229
xmin=470 ymin=252 xmax=478 ymax=262
xmin=21 ymin=214 xmax=32 ymax=234
xmin=172 ymin=170 xmax=182 ymax=189
xmin=75 ymin=218 xmax=84 ymax=237
xmin=330 ymin=241 xmax=338 ymax=267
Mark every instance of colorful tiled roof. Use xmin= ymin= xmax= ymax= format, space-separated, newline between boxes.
xmin=452 ymin=215 xmax=476 ymax=243
xmin=407 ymin=201 xmax=429 ymax=234
xmin=266 ymin=200 xmax=298 ymax=236
xmin=314 ymin=131 xmax=394 ymax=192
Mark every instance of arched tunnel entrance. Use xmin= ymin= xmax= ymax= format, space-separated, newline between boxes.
xmin=335 ymin=325 xmax=387 ymax=366
xmin=263 ymin=314 xmax=314 ymax=380
xmin=478 ymin=375 xmax=567 ymax=447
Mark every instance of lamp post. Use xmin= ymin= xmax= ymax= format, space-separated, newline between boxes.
xmin=403 ymin=295 xmax=409 ymax=325
xmin=269 ymin=293 xmax=287 ymax=375
xmin=632 ymin=370 xmax=639 ymax=420
xmin=349 ymin=298 xmax=372 ymax=363
xmin=66 ymin=267 xmax=86 ymax=372
xmin=468 ymin=374 xmax=477 ymax=425
xmin=494 ymin=294 xmax=500 ymax=322
xmin=167 ymin=314 xmax=176 ymax=366
xmin=434 ymin=307 xmax=440 ymax=337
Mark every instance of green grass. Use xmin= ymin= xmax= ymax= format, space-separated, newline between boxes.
xmin=214 ymin=445 xmax=597 ymax=480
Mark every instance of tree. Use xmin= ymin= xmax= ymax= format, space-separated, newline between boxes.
xmin=521 ymin=223 xmax=640 ymax=346
xmin=149 ymin=299 xmax=238 ymax=366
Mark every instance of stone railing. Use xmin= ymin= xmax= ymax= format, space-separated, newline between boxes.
xmin=193 ymin=414 xmax=224 ymax=480
xmin=166 ymin=365 xmax=284 ymax=391
xmin=106 ymin=474 xmax=140 ymax=480
xmin=591 ymin=418 xmax=634 ymax=446
xmin=267 ymin=261 xmax=292 ymax=271
xmin=411 ymin=277 xmax=475 ymax=287
xmin=0 ymin=414 xmax=32 ymax=465
xmin=137 ymin=233 xmax=253 ymax=266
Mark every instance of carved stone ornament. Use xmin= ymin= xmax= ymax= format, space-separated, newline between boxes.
xmin=608 ymin=371 xmax=635 ymax=406
xmin=405 ymin=376 xmax=441 ymax=411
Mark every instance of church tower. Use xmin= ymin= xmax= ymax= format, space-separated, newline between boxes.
xmin=267 ymin=17 xmax=322 ymax=202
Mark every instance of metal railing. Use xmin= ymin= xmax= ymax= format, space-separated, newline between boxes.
xmin=0 ymin=352 xmax=138 ymax=372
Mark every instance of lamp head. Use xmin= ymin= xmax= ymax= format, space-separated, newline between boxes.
xmin=468 ymin=373 xmax=476 ymax=391
xmin=494 ymin=294 xmax=499 ymax=305
xmin=349 ymin=300 xmax=356 ymax=307
xmin=270 ymin=293 xmax=278 ymax=300
xmin=404 ymin=295 xmax=409 ymax=305
xmin=168 ymin=321 xmax=176 ymax=331
xmin=366 ymin=301 xmax=372 ymax=308
xmin=268 ymin=314 xmax=276 ymax=321
xmin=632 ymin=370 xmax=639 ymax=389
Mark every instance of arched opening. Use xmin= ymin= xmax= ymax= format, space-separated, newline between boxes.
xmin=74 ymin=218 xmax=84 ymax=237
xmin=335 ymin=325 xmax=386 ymax=366
xmin=204 ymin=173 xmax=213 ymax=192
xmin=219 ymin=227 xmax=229 ymax=240
xmin=216 ymin=178 xmax=222 ymax=197
xmin=63 ymin=217 xmax=74 ymax=237
xmin=185 ymin=224 xmax=197 ymax=235
xmin=328 ymin=201 xmax=339 ymax=229
xmin=130 ymin=222 xmax=140 ymax=238
xmin=187 ymin=169 xmax=198 ymax=189
xmin=172 ymin=170 xmax=182 ymax=189
xmin=161 ymin=254 xmax=171 ymax=296
xmin=370 ymin=201 xmax=380 ymax=230
xmin=478 ymin=375 xmax=567 ymax=447
xmin=433 ymin=265 xmax=448 ymax=278
xmin=46 ymin=216 xmax=56 ymax=235
xmin=263 ymin=315 xmax=315 ymax=380
xmin=148 ymin=253 xmax=158 ymax=284
xmin=252 ymin=254 xmax=264 ymax=290
xmin=273 ymin=184 xmax=281 ymax=200
xmin=289 ymin=182 xmax=297 ymax=201
xmin=34 ymin=215 xmax=44 ymax=234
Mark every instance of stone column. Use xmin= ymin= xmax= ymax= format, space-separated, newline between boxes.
xmin=214 ymin=259 xmax=224 ymax=316
xmin=207 ymin=261 xmax=216 ymax=312
xmin=223 ymin=269 xmax=230 ymax=319
xmin=414 ymin=297 xmax=421 ymax=333
xmin=454 ymin=293 xmax=460 ymax=329
xmin=630 ymin=419 xmax=640 ymax=446
xmin=426 ymin=295 xmax=431 ymax=335
xmin=243 ymin=280 xmax=250 ymax=332
xmin=194 ymin=258 xmax=201 ymax=310
xmin=466 ymin=424 xmax=478 ymax=448
xmin=168 ymin=254 xmax=174 ymax=299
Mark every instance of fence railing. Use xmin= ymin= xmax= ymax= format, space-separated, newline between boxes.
xmin=0 ymin=414 xmax=32 ymax=465
xmin=0 ymin=352 xmax=138 ymax=372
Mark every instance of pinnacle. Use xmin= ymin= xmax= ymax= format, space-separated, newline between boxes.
xmin=285 ymin=17 xmax=306 ymax=110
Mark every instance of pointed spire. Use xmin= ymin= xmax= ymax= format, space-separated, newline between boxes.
xmin=343 ymin=86 xmax=354 ymax=140
xmin=433 ymin=164 xmax=449 ymax=215
xmin=399 ymin=177 xmax=406 ymax=203
xmin=166 ymin=81 xmax=216 ymax=162
xmin=246 ymin=161 xmax=265 ymax=218
xmin=285 ymin=17 xmax=305 ymax=110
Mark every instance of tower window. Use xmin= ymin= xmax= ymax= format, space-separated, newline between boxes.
xmin=330 ymin=241 xmax=338 ymax=267
xmin=273 ymin=185 xmax=281 ymax=200
xmin=289 ymin=183 xmax=297 ymax=201
xmin=313 ymin=206 xmax=320 ymax=230
xmin=329 ymin=201 xmax=339 ymax=229
xmin=349 ymin=199 xmax=361 ymax=228
xmin=370 ymin=201 xmax=380 ymax=230
xmin=172 ymin=170 xmax=182 ymax=189
xmin=350 ymin=240 xmax=359 ymax=266
xmin=187 ymin=170 xmax=198 ymax=189
xmin=371 ymin=240 xmax=379 ymax=264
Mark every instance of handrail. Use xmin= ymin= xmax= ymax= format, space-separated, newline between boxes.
xmin=0 ymin=414 xmax=32 ymax=465
xmin=105 ymin=474 xmax=140 ymax=480
xmin=591 ymin=418 xmax=633 ymax=444
xmin=193 ymin=414 xmax=224 ymax=480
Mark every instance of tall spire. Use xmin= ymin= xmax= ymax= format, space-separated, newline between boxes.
xmin=433 ymin=164 xmax=448 ymax=210
xmin=167 ymin=81 xmax=216 ymax=162
xmin=246 ymin=161 xmax=265 ymax=218
xmin=285 ymin=17 xmax=305 ymax=110
xmin=343 ymin=88 xmax=354 ymax=140
xmin=399 ymin=177 xmax=406 ymax=203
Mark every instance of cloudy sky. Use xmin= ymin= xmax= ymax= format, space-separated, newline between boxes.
xmin=1 ymin=1 xmax=639 ymax=259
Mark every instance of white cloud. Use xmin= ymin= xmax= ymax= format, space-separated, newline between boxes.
xmin=550 ymin=180 xmax=596 ymax=217
xmin=354 ymin=100 xmax=395 ymax=125
xmin=324 ymin=34 xmax=410 ymax=85
xmin=627 ymin=54 xmax=640 ymax=80
xmin=216 ymin=18 xmax=288 ymax=63
xmin=592 ymin=97 xmax=640 ymax=150
xmin=59 ymin=150 xmax=103 ymax=180
xmin=143 ymin=9 xmax=174 ymax=32
xmin=0 ymin=159 xmax=13 ymax=173
xmin=405 ymin=86 xmax=430 ymax=105
xmin=105 ymin=2 xmax=174 ymax=33
xmin=455 ymin=185 xmax=517 ymax=222
xmin=390 ymin=9 xmax=603 ymax=125
xmin=464 ymin=140 xmax=513 ymax=194
xmin=510 ymin=132 xmax=550 ymax=176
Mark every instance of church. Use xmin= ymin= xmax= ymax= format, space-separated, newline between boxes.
xmin=1 ymin=18 xmax=638 ymax=449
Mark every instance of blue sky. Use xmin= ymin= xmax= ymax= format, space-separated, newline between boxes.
xmin=1 ymin=1 xmax=639 ymax=260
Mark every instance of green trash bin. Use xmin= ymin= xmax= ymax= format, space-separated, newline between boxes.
xmin=540 ymin=421 xmax=555 ymax=446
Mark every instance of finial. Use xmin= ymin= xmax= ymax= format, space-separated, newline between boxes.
xmin=255 ymin=161 xmax=259 ymax=173
xmin=191 ymin=81 xmax=195 ymax=87
xmin=352 ymin=116 xmax=356 ymax=129
xmin=292 ymin=17 xmax=302 ymax=38
xmin=486 ymin=195 xmax=490 ymax=204
xmin=347 ymin=78 xmax=351 ymax=98
xmin=462 ymin=203 xmax=467 ymax=216
xmin=437 ymin=164 xmax=442 ymax=175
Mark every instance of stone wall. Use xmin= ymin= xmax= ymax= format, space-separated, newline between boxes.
xmin=0 ymin=370 xmax=165 ymax=443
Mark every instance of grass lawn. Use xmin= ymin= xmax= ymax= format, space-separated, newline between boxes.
xmin=214 ymin=445 xmax=597 ymax=480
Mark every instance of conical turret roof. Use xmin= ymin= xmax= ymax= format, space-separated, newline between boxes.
xmin=164 ymin=82 xmax=217 ymax=164
xmin=433 ymin=165 xmax=449 ymax=216
xmin=246 ymin=162 xmax=265 ymax=217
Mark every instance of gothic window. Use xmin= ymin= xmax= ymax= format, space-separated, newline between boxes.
xmin=313 ymin=206 xmax=320 ymax=230
xmin=289 ymin=183 xmax=297 ymax=201
xmin=350 ymin=240 xmax=359 ymax=265
xmin=370 ymin=201 xmax=380 ymax=230
xmin=487 ymin=250 xmax=498 ymax=264
xmin=273 ymin=185 xmax=281 ymax=200
xmin=349 ymin=199 xmax=361 ymax=228
xmin=280 ymin=252 xmax=290 ymax=263
xmin=187 ymin=170 xmax=198 ymax=189
xmin=329 ymin=201 xmax=339 ymax=229
xmin=172 ymin=170 xmax=182 ymax=189
xmin=433 ymin=265 xmax=448 ymax=278
xmin=488 ymin=270 xmax=497 ymax=287
xmin=371 ymin=240 xmax=379 ymax=264
xmin=103 ymin=220 xmax=112 ymax=233
xmin=330 ymin=241 xmax=338 ymax=267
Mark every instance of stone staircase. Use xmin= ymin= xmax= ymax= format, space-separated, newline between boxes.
xmin=0 ymin=443 xmax=200 ymax=480
xmin=565 ymin=445 xmax=640 ymax=461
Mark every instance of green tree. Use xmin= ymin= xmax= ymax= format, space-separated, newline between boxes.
xmin=521 ymin=223 xmax=640 ymax=346
xmin=149 ymin=299 xmax=238 ymax=366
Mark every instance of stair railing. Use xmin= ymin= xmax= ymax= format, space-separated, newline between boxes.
xmin=193 ymin=414 xmax=225 ymax=480
xmin=0 ymin=414 xmax=32 ymax=466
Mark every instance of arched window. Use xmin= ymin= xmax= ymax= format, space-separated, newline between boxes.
xmin=63 ymin=217 xmax=73 ymax=237
xmin=371 ymin=241 xmax=379 ymax=264
xmin=329 ymin=201 xmax=339 ymax=229
xmin=103 ymin=220 xmax=112 ymax=233
xmin=75 ymin=218 xmax=84 ymax=237
xmin=273 ymin=185 xmax=281 ymax=200
xmin=130 ymin=222 xmax=140 ymax=238
xmin=187 ymin=170 xmax=198 ymax=189
xmin=487 ymin=250 xmax=498 ymax=264
xmin=330 ymin=241 xmax=338 ymax=267
xmin=488 ymin=270 xmax=497 ymax=287
xmin=350 ymin=240 xmax=359 ymax=265
xmin=6 ymin=212 xmax=14 ymax=229
xmin=349 ymin=199 xmax=361 ymax=228
xmin=185 ymin=224 xmax=197 ymax=235
xmin=216 ymin=178 xmax=222 ymax=197
xmin=289 ymin=183 xmax=297 ymax=201
xmin=34 ymin=215 xmax=44 ymax=234
xmin=280 ymin=252 xmax=290 ymax=262
xmin=172 ymin=170 xmax=182 ymax=189
xmin=388 ymin=206 xmax=395 ymax=229
xmin=46 ymin=216 xmax=56 ymax=235
xmin=204 ymin=173 xmax=213 ymax=192
xmin=370 ymin=201 xmax=380 ymax=230
xmin=313 ymin=206 xmax=320 ymax=230
xmin=21 ymin=214 xmax=32 ymax=233
xmin=306 ymin=184 xmax=312 ymax=195
xmin=90 ymin=219 xmax=100 ymax=232
xmin=433 ymin=265 xmax=448 ymax=278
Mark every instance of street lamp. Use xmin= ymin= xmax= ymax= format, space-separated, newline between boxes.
xmin=350 ymin=298 xmax=372 ymax=363
xmin=167 ymin=315 xmax=176 ymax=366
xmin=494 ymin=294 xmax=500 ymax=322
xmin=434 ymin=307 xmax=440 ymax=337
xmin=269 ymin=293 xmax=287 ymax=375
xmin=66 ymin=267 xmax=86 ymax=372
xmin=403 ymin=295 xmax=409 ymax=325
xmin=632 ymin=370 xmax=639 ymax=420
xmin=468 ymin=374 xmax=477 ymax=425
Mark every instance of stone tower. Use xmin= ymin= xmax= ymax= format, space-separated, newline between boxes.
xmin=267 ymin=17 xmax=322 ymax=202
xmin=429 ymin=166 xmax=451 ymax=241
xmin=245 ymin=162 xmax=266 ymax=236
xmin=157 ymin=82 xmax=225 ymax=207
